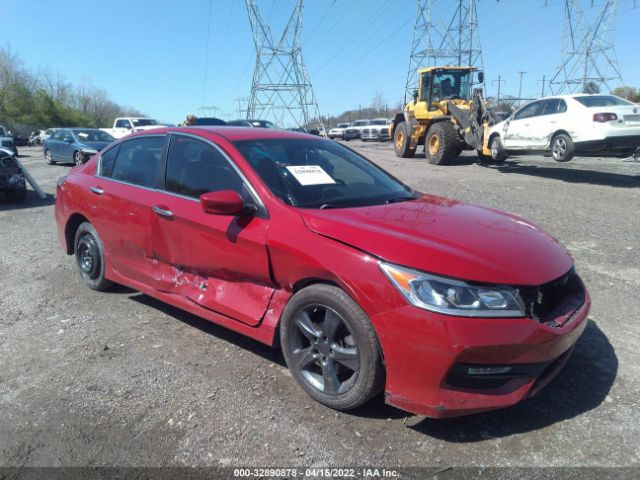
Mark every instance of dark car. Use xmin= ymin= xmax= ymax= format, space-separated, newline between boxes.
xmin=195 ymin=117 xmax=227 ymax=126
xmin=227 ymin=119 xmax=276 ymax=128
xmin=0 ymin=147 xmax=26 ymax=202
xmin=55 ymin=126 xmax=589 ymax=418
xmin=44 ymin=128 xmax=115 ymax=166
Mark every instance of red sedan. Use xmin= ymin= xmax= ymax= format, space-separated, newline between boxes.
xmin=55 ymin=127 xmax=590 ymax=418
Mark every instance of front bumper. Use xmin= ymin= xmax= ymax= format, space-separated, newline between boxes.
xmin=343 ymin=130 xmax=361 ymax=140
xmin=373 ymin=289 xmax=590 ymax=418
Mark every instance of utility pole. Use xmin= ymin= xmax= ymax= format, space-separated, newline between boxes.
xmin=538 ymin=75 xmax=547 ymax=97
xmin=404 ymin=0 xmax=484 ymax=102
xmin=492 ymin=75 xmax=506 ymax=108
xmin=549 ymin=0 xmax=623 ymax=94
xmin=245 ymin=0 xmax=324 ymax=129
xmin=517 ymin=71 xmax=526 ymax=106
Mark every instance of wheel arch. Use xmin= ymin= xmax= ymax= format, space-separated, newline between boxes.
xmin=549 ymin=129 xmax=572 ymax=147
xmin=283 ymin=277 xmax=386 ymax=364
xmin=64 ymin=213 xmax=90 ymax=255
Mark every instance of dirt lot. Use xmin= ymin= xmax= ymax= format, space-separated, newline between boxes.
xmin=1 ymin=143 xmax=639 ymax=469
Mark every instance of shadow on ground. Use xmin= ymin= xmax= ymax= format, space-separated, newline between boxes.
xmin=128 ymin=293 xmax=286 ymax=367
xmin=481 ymin=160 xmax=640 ymax=188
xmin=0 ymin=191 xmax=55 ymax=210
xmin=411 ymin=320 xmax=617 ymax=441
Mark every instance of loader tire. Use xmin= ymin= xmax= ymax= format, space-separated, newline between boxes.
xmin=393 ymin=122 xmax=416 ymax=158
xmin=425 ymin=122 xmax=458 ymax=165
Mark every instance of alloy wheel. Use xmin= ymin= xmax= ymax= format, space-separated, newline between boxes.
xmin=289 ymin=305 xmax=360 ymax=396
xmin=552 ymin=138 xmax=566 ymax=160
xmin=74 ymin=151 xmax=84 ymax=166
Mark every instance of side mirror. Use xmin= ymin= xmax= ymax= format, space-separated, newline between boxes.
xmin=200 ymin=190 xmax=256 ymax=216
xmin=478 ymin=71 xmax=484 ymax=84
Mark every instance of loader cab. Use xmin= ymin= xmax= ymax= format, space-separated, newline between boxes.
xmin=419 ymin=68 xmax=475 ymax=111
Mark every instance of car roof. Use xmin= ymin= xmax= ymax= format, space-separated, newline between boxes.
xmin=125 ymin=126 xmax=324 ymax=142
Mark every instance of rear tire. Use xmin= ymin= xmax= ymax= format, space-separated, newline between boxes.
xmin=393 ymin=121 xmax=416 ymax=158
xmin=551 ymin=133 xmax=574 ymax=162
xmin=280 ymin=284 xmax=385 ymax=411
xmin=45 ymin=149 xmax=55 ymax=165
xmin=74 ymin=222 xmax=113 ymax=291
xmin=425 ymin=122 xmax=458 ymax=165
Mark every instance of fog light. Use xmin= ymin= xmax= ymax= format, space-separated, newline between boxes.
xmin=467 ymin=366 xmax=512 ymax=375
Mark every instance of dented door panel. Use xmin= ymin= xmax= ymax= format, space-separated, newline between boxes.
xmin=150 ymin=193 xmax=274 ymax=327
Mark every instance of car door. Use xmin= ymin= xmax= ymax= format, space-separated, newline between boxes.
xmin=48 ymin=130 xmax=66 ymax=160
xmin=150 ymin=133 xmax=274 ymax=327
xmin=60 ymin=130 xmax=76 ymax=162
xmin=525 ymin=99 xmax=568 ymax=149
xmin=502 ymin=100 xmax=544 ymax=149
xmin=89 ymin=135 xmax=167 ymax=285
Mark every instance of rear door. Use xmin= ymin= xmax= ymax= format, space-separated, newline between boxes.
xmin=150 ymin=133 xmax=274 ymax=327
xmin=60 ymin=130 xmax=76 ymax=162
xmin=48 ymin=130 xmax=66 ymax=161
xmin=89 ymin=135 xmax=167 ymax=285
xmin=527 ymin=98 xmax=568 ymax=149
xmin=502 ymin=100 xmax=544 ymax=149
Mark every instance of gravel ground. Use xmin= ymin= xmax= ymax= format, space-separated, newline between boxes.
xmin=1 ymin=144 xmax=639 ymax=470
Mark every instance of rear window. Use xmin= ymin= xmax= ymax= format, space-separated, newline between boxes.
xmin=573 ymin=95 xmax=633 ymax=107
xmin=108 ymin=136 xmax=165 ymax=188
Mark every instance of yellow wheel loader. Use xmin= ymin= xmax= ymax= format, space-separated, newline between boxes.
xmin=391 ymin=66 xmax=494 ymax=165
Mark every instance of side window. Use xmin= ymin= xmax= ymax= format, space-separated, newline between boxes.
xmin=514 ymin=101 xmax=542 ymax=120
xmin=420 ymin=73 xmax=430 ymax=102
xmin=52 ymin=130 xmax=64 ymax=141
xmin=165 ymin=135 xmax=244 ymax=199
xmin=115 ymin=119 xmax=130 ymax=128
xmin=541 ymin=99 xmax=560 ymax=116
xmin=558 ymin=100 xmax=568 ymax=113
xmin=99 ymin=145 xmax=120 ymax=178
xmin=62 ymin=130 xmax=74 ymax=142
xmin=110 ymin=136 xmax=165 ymax=188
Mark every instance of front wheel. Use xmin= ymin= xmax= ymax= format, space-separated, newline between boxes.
xmin=393 ymin=121 xmax=416 ymax=158
xmin=551 ymin=134 xmax=575 ymax=162
xmin=74 ymin=151 xmax=84 ymax=166
xmin=280 ymin=284 xmax=385 ymax=411
xmin=74 ymin=222 xmax=113 ymax=291
xmin=490 ymin=136 xmax=507 ymax=162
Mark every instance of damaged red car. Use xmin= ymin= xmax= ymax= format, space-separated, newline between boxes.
xmin=55 ymin=127 xmax=590 ymax=418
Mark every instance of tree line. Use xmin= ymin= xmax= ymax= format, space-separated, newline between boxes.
xmin=0 ymin=45 xmax=144 ymax=135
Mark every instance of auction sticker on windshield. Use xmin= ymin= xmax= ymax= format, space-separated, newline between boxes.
xmin=286 ymin=165 xmax=336 ymax=186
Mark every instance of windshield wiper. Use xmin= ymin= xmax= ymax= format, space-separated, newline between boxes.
xmin=384 ymin=196 xmax=416 ymax=204
xmin=319 ymin=203 xmax=346 ymax=210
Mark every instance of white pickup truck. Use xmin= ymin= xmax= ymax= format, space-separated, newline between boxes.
xmin=101 ymin=117 xmax=166 ymax=139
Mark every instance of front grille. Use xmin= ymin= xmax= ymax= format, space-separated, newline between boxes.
xmin=519 ymin=268 xmax=585 ymax=326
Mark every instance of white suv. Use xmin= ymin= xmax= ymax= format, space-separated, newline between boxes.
xmin=328 ymin=122 xmax=350 ymax=139
xmin=361 ymin=118 xmax=391 ymax=141
xmin=488 ymin=94 xmax=640 ymax=162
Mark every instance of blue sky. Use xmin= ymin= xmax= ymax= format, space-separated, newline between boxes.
xmin=2 ymin=0 xmax=638 ymax=125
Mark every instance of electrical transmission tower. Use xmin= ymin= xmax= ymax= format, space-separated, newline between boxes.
xmin=549 ymin=0 xmax=622 ymax=94
xmin=404 ymin=0 xmax=483 ymax=101
xmin=245 ymin=0 xmax=324 ymax=130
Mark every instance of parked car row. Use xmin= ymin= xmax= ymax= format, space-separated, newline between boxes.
xmin=329 ymin=118 xmax=392 ymax=142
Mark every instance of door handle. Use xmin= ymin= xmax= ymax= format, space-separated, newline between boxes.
xmin=89 ymin=186 xmax=104 ymax=195
xmin=152 ymin=205 xmax=174 ymax=219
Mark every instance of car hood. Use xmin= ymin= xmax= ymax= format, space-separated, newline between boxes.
xmin=300 ymin=195 xmax=573 ymax=286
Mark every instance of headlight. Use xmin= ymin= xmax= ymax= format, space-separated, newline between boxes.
xmin=380 ymin=263 xmax=525 ymax=317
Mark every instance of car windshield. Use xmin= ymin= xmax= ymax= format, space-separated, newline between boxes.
xmin=337 ymin=123 xmax=350 ymax=128
xmin=573 ymin=95 xmax=633 ymax=107
xmin=370 ymin=120 xmax=387 ymax=125
xmin=353 ymin=120 xmax=369 ymax=126
xmin=73 ymin=130 xmax=114 ymax=142
xmin=132 ymin=119 xmax=158 ymax=126
xmin=233 ymin=138 xmax=418 ymax=209
xmin=427 ymin=70 xmax=472 ymax=102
